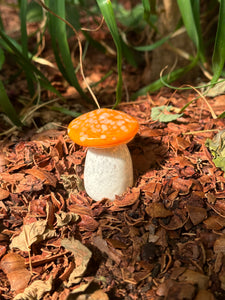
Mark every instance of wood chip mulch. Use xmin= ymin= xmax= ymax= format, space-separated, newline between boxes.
xmin=1 ymin=92 xmax=225 ymax=300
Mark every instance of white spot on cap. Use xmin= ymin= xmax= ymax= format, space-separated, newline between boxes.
xmin=117 ymin=120 xmax=125 ymax=126
xmin=121 ymin=125 xmax=128 ymax=132
xmin=80 ymin=135 xmax=88 ymax=142
xmin=99 ymin=113 xmax=110 ymax=120
xmin=101 ymin=124 xmax=108 ymax=131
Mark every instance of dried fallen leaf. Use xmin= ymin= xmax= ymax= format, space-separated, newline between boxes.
xmin=112 ymin=187 xmax=140 ymax=208
xmin=145 ymin=202 xmax=173 ymax=218
xmin=25 ymin=168 xmax=57 ymax=187
xmin=15 ymin=175 xmax=43 ymax=193
xmin=0 ymin=187 xmax=9 ymax=200
xmin=106 ymin=238 xmax=128 ymax=250
xmin=140 ymin=128 xmax=164 ymax=137
xmin=61 ymin=237 xmax=92 ymax=287
xmin=204 ymin=215 xmax=225 ymax=230
xmin=69 ymin=279 xmax=93 ymax=295
xmin=78 ymin=214 xmax=99 ymax=232
xmin=156 ymin=279 xmax=196 ymax=299
xmin=159 ymin=213 xmax=188 ymax=230
xmin=178 ymin=269 xmax=209 ymax=290
xmin=89 ymin=289 xmax=109 ymax=300
xmin=1 ymin=253 xmax=31 ymax=293
xmin=10 ymin=220 xmax=56 ymax=252
xmin=214 ymin=235 xmax=225 ymax=254
xmin=14 ymin=276 xmax=53 ymax=300
xmin=92 ymin=236 xmax=121 ymax=265
xmin=55 ymin=211 xmax=79 ymax=227
xmin=187 ymin=205 xmax=207 ymax=225
xmin=195 ymin=289 xmax=215 ymax=300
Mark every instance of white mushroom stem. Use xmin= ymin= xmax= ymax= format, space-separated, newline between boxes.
xmin=84 ymin=144 xmax=133 ymax=201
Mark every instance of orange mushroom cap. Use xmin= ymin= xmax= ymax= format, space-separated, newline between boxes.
xmin=67 ymin=108 xmax=139 ymax=148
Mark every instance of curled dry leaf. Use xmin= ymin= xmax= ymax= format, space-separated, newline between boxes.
xmin=68 ymin=204 xmax=99 ymax=231
xmin=187 ymin=205 xmax=207 ymax=225
xmin=0 ymin=244 xmax=7 ymax=258
xmin=159 ymin=213 xmax=188 ymax=230
xmin=55 ymin=211 xmax=79 ymax=227
xmin=59 ymin=261 xmax=75 ymax=282
xmin=78 ymin=214 xmax=99 ymax=231
xmin=69 ymin=204 xmax=92 ymax=216
xmin=112 ymin=187 xmax=140 ymax=208
xmin=157 ymin=280 xmax=196 ymax=300
xmin=195 ymin=289 xmax=215 ymax=300
xmin=61 ymin=237 xmax=92 ymax=287
xmin=13 ymin=276 xmax=53 ymax=300
xmin=203 ymin=215 xmax=225 ymax=230
xmin=140 ymin=128 xmax=164 ymax=137
xmin=178 ymin=269 xmax=209 ymax=290
xmin=10 ymin=220 xmax=56 ymax=252
xmin=92 ymin=236 xmax=121 ymax=265
xmin=170 ymin=136 xmax=191 ymax=151
xmin=145 ymin=202 xmax=173 ymax=218
xmin=69 ymin=279 xmax=93 ymax=295
xmin=0 ymin=187 xmax=10 ymax=200
xmin=214 ymin=235 xmax=225 ymax=254
xmin=25 ymin=168 xmax=57 ymax=187
xmin=1 ymin=252 xmax=31 ymax=293
xmin=88 ymin=289 xmax=109 ymax=300
xmin=172 ymin=178 xmax=193 ymax=195
xmin=15 ymin=175 xmax=43 ymax=193
xmin=106 ymin=238 xmax=128 ymax=250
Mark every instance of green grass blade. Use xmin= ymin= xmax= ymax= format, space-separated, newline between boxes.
xmin=51 ymin=106 xmax=81 ymax=118
xmin=46 ymin=0 xmax=88 ymax=100
xmin=177 ymin=0 xmax=205 ymax=62
xmin=0 ymin=80 xmax=23 ymax=127
xmin=20 ymin=0 xmax=28 ymax=57
xmin=19 ymin=0 xmax=35 ymax=96
xmin=211 ymin=0 xmax=225 ymax=83
xmin=0 ymin=10 xmax=4 ymax=30
xmin=142 ymin=0 xmax=157 ymax=29
xmin=134 ymin=34 xmax=171 ymax=51
xmin=177 ymin=0 xmax=199 ymax=47
xmin=96 ymin=0 xmax=123 ymax=107
xmin=0 ymin=30 xmax=61 ymax=97
xmin=131 ymin=58 xmax=198 ymax=99
xmin=0 ymin=47 xmax=5 ymax=69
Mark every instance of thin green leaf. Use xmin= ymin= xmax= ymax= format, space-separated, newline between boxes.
xmin=211 ymin=0 xmax=225 ymax=83
xmin=0 ymin=10 xmax=4 ymax=30
xmin=51 ymin=106 xmax=81 ymax=117
xmin=20 ymin=0 xmax=35 ymax=96
xmin=27 ymin=1 xmax=44 ymax=23
xmin=134 ymin=34 xmax=171 ymax=52
xmin=177 ymin=0 xmax=205 ymax=62
xmin=177 ymin=0 xmax=199 ymax=47
xmin=90 ymin=70 xmax=113 ymax=87
xmin=142 ymin=0 xmax=157 ymax=29
xmin=131 ymin=58 xmax=197 ymax=99
xmin=96 ymin=0 xmax=123 ymax=107
xmin=0 ymin=30 xmax=61 ymax=98
xmin=0 ymin=80 xmax=23 ymax=127
xmin=0 ymin=47 xmax=5 ymax=70
xmin=46 ymin=0 xmax=88 ymax=100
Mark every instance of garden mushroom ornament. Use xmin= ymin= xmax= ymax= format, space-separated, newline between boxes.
xmin=68 ymin=108 xmax=139 ymax=201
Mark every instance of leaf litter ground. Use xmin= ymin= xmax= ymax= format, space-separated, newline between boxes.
xmin=2 ymin=4 xmax=225 ymax=299
xmin=1 ymin=91 xmax=225 ymax=300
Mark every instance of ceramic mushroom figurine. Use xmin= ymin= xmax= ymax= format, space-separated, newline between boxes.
xmin=67 ymin=108 xmax=139 ymax=201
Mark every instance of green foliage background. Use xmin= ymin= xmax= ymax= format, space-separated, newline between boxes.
xmin=0 ymin=0 xmax=224 ymax=127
